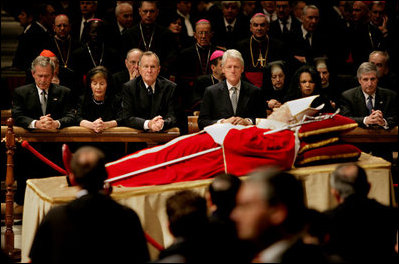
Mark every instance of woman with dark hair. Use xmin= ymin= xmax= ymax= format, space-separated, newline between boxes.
xmin=167 ymin=12 xmax=194 ymax=50
xmin=262 ymin=60 xmax=290 ymax=110
xmin=78 ymin=66 xmax=122 ymax=133
xmin=284 ymin=65 xmax=335 ymax=112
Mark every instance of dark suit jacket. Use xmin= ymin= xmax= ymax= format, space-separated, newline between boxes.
xmin=339 ymin=86 xmax=398 ymax=128
xmin=112 ymin=70 xmax=130 ymax=96
xmin=269 ymin=15 xmax=302 ymax=44
xmin=13 ymin=21 xmax=51 ymax=71
xmin=122 ymin=76 xmax=177 ymax=130
xmin=198 ymin=80 xmax=266 ymax=130
xmin=12 ymin=83 xmax=76 ymax=128
xmin=211 ymin=15 xmax=250 ymax=50
xmin=29 ymin=193 xmax=150 ymax=264
xmin=191 ymin=74 xmax=221 ymax=111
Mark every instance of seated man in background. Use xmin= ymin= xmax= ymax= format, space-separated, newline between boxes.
xmin=29 ymin=146 xmax=150 ymax=264
xmin=325 ymin=163 xmax=398 ymax=263
xmin=121 ymin=51 xmax=177 ymax=132
xmin=368 ymin=50 xmax=398 ymax=92
xmin=198 ymin=49 xmax=266 ymax=130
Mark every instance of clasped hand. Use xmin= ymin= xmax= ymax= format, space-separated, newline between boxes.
xmin=36 ymin=114 xmax=59 ymax=129
xmin=148 ymin=115 xmax=164 ymax=132
xmin=365 ymin=110 xmax=386 ymax=127
xmin=221 ymin=116 xmax=251 ymax=126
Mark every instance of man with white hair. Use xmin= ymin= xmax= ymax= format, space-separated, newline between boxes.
xmin=198 ymin=49 xmax=266 ymax=129
xmin=115 ymin=2 xmax=134 ymax=34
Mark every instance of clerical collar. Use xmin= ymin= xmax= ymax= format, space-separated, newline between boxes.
xmin=196 ymin=43 xmax=209 ymax=50
xmin=253 ymin=35 xmax=267 ymax=43
xmin=55 ymin=34 xmax=71 ymax=41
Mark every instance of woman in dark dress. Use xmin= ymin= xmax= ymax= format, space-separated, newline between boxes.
xmin=284 ymin=65 xmax=335 ymax=113
xmin=76 ymin=66 xmax=124 ymax=161
xmin=78 ymin=66 xmax=122 ymax=132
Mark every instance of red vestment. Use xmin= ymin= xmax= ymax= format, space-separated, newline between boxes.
xmin=106 ymin=126 xmax=296 ymax=187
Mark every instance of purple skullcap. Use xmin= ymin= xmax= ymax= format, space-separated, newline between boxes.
xmin=252 ymin=13 xmax=267 ymax=19
xmin=196 ymin=19 xmax=210 ymax=24
xmin=88 ymin=18 xmax=103 ymax=23
xmin=210 ymin=50 xmax=224 ymax=61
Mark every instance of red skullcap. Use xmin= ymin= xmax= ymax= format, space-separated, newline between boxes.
xmin=40 ymin=49 xmax=56 ymax=57
xmin=210 ymin=50 xmax=224 ymax=61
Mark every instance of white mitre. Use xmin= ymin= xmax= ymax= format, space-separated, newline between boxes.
xmin=257 ymin=95 xmax=324 ymax=130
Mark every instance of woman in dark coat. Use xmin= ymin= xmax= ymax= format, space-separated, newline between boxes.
xmin=262 ymin=60 xmax=291 ymax=110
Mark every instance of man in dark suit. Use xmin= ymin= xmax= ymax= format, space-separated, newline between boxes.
xmin=211 ymin=1 xmax=249 ymax=50
xmin=291 ymin=5 xmax=327 ymax=70
xmin=340 ymin=62 xmax=398 ymax=129
xmin=325 ymin=163 xmax=398 ymax=263
xmin=231 ymin=168 xmax=326 ymax=262
xmin=340 ymin=62 xmax=397 ymax=161
xmin=122 ymin=51 xmax=177 ymax=131
xmin=12 ymin=56 xmax=75 ymax=130
xmin=198 ymin=49 xmax=266 ymax=130
xmin=70 ymin=0 xmax=98 ymax=43
xmin=29 ymin=146 xmax=150 ymax=264
xmin=12 ymin=56 xmax=76 ymax=206
xmin=269 ymin=1 xmax=302 ymax=46
xmin=13 ymin=6 xmax=51 ymax=72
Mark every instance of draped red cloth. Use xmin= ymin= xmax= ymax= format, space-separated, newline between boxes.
xmin=106 ymin=126 xmax=296 ymax=187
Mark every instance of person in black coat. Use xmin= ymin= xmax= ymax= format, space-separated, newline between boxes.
xmin=198 ymin=49 xmax=266 ymax=130
xmin=262 ymin=60 xmax=290 ymax=110
xmin=325 ymin=163 xmax=398 ymax=263
xmin=12 ymin=56 xmax=76 ymax=205
xmin=121 ymin=51 xmax=177 ymax=131
xmin=29 ymin=146 xmax=150 ymax=264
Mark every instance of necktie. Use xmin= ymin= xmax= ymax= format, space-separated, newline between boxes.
xmin=147 ymin=85 xmax=153 ymax=95
xmin=121 ymin=27 xmax=127 ymax=35
xmin=366 ymin=96 xmax=373 ymax=113
xmin=282 ymin=20 xmax=288 ymax=33
xmin=305 ymin=32 xmax=311 ymax=47
xmin=231 ymin=87 xmax=238 ymax=114
xmin=41 ymin=90 xmax=47 ymax=115
xmin=227 ymin=25 xmax=233 ymax=32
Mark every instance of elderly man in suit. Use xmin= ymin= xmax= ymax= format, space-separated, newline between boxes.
xmin=121 ymin=51 xmax=177 ymax=132
xmin=340 ymin=62 xmax=398 ymax=129
xmin=198 ymin=49 xmax=266 ymax=130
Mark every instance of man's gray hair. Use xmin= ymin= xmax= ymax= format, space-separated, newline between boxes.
xmin=302 ymin=4 xmax=319 ymax=16
xmin=31 ymin=56 xmax=55 ymax=73
xmin=139 ymin=51 xmax=161 ymax=67
xmin=357 ymin=62 xmax=377 ymax=79
xmin=250 ymin=13 xmax=269 ymax=25
xmin=369 ymin=50 xmax=389 ymax=63
xmin=126 ymin=48 xmax=143 ymax=59
xmin=222 ymin=49 xmax=244 ymax=67
xmin=115 ymin=2 xmax=133 ymax=17
xmin=221 ymin=1 xmax=241 ymax=9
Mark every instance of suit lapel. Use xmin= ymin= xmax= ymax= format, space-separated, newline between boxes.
xmin=236 ymin=82 xmax=249 ymax=115
xmin=356 ymin=87 xmax=370 ymax=115
xmin=152 ymin=79 xmax=162 ymax=117
xmin=30 ymin=84 xmax=44 ymax=116
xmin=374 ymin=88 xmax=384 ymax=110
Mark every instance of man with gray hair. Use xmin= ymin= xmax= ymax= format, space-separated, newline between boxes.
xmin=112 ymin=48 xmax=143 ymax=95
xmin=198 ymin=49 xmax=266 ymax=129
xmin=340 ymin=61 xmax=397 ymax=129
xmin=291 ymin=5 xmax=327 ymax=66
xmin=325 ymin=163 xmax=398 ymax=263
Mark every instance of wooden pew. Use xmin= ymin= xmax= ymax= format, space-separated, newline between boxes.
xmin=1 ymin=126 xmax=180 ymax=147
